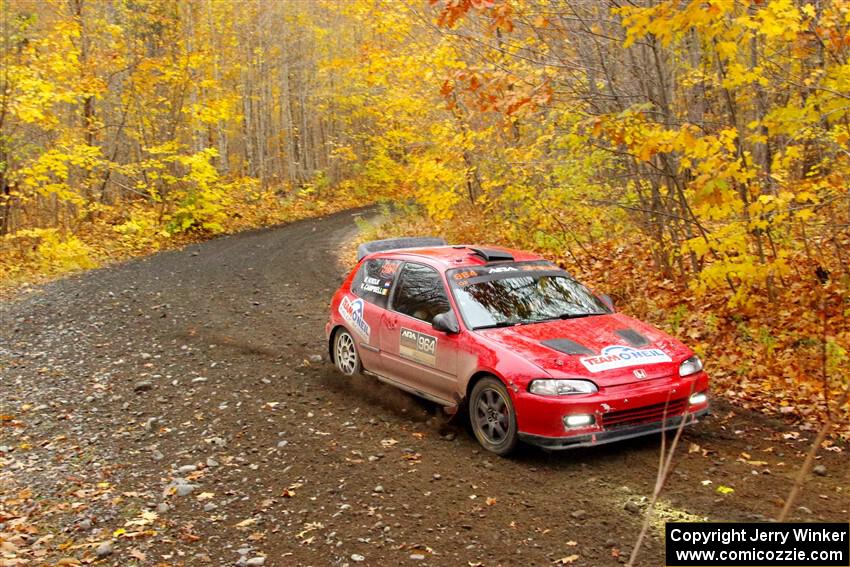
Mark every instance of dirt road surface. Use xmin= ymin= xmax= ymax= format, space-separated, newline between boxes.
xmin=2 ymin=209 xmax=848 ymax=566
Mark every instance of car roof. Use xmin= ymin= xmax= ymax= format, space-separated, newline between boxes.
xmin=368 ymin=245 xmax=544 ymax=270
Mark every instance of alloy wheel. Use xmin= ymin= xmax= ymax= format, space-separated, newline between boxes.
xmin=469 ymin=377 xmax=518 ymax=456
xmin=474 ymin=388 xmax=509 ymax=444
xmin=334 ymin=330 xmax=359 ymax=375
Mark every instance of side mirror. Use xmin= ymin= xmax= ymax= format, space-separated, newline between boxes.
xmin=432 ymin=311 xmax=460 ymax=334
xmin=599 ymin=294 xmax=615 ymax=311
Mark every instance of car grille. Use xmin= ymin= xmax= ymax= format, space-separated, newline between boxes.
xmin=601 ymin=397 xmax=689 ymax=429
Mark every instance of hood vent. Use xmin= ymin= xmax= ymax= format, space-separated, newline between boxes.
xmin=541 ymin=338 xmax=594 ymax=356
xmin=469 ymin=247 xmax=514 ymax=262
xmin=615 ymin=328 xmax=650 ymax=347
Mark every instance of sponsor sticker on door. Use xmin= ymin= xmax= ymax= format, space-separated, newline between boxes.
xmin=399 ymin=327 xmax=437 ymax=366
xmin=339 ymin=296 xmax=371 ymax=340
xmin=580 ymin=345 xmax=671 ymax=373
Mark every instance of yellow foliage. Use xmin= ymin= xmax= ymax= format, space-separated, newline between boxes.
xmin=10 ymin=228 xmax=97 ymax=275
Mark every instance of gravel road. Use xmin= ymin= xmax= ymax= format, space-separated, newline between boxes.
xmin=1 ymin=209 xmax=847 ymax=566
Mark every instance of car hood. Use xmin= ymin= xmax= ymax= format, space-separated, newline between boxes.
xmin=475 ymin=313 xmax=691 ymax=387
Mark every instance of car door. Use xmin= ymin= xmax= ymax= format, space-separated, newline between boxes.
xmin=378 ymin=262 xmax=459 ymax=404
xmin=344 ymin=257 xmax=402 ymax=371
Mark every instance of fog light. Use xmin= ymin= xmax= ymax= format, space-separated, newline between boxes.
xmin=689 ymin=392 xmax=708 ymax=406
xmin=564 ymin=414 xmax=594 ymax=428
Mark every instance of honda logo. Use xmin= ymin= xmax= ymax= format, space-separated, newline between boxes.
xmin=633 ymin=369 xmax=647 ymax=379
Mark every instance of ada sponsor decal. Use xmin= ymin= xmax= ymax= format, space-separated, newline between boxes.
xmin=399 ymin=327 xmax=437 ymax=366
xmin=339 ymin=296 xmax=371 ymax=340
xmin=580 ymin=345 xmax=671 ymax=373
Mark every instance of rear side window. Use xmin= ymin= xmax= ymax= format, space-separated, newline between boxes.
xmin=351 ymin=258 xmax=401 ymax=308
xmin=392 ymin=262 xmax=450 ymax=324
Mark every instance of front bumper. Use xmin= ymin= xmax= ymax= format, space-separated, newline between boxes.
xmin=511 ymin=370 xmax=709 ymax=446
xmin=518 ymin=407 xmax=708 ymax=450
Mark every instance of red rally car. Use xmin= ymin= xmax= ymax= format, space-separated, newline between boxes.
xmin=325 ymin=238 xmax=709 ymax=456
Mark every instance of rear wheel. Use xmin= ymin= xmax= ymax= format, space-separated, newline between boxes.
xmin=333 ymin=329 xmax=361 ymax=376
xmin=469 ymin=377 xmax=518 ymax=456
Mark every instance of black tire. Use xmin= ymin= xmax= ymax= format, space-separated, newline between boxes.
xmin=469 ymin=377 xmax=519 ymax=456
xmin=333 ymin=328 xmax=362 ymax=376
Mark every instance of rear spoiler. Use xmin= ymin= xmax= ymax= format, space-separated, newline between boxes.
xmin=356 ymin=237 xmax=447 ymax=261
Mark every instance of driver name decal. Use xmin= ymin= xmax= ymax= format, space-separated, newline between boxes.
xmin=339 ymin=296 xmax=371 ymax=340
xmin=360 ymin=276 xmax=389 ymax=296
xmin=399 ymin=327 xmax=437 ymax=366
xmin=580 ymin=345 xmax=671 ymax=373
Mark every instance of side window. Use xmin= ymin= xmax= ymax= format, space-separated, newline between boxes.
xmin=351 ymin=258 xmax=401 ymax=308
xmin=392 ymin=263 xmax=451 ymax=324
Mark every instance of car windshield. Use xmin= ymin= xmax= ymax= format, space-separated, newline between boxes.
xmin=447 ymin=262 xmax=611 ymax=330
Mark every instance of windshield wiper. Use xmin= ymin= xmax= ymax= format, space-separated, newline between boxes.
xmin=553 ymin=312 xmax=605 ymax=320
xmin=473 ymin=320 xmax=532 ymax=330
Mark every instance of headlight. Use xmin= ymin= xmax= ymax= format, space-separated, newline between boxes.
xmin=679 ymin=355 xmax=703 ymax=377
xmin=528 ymin=379 xmax=598 ymax=396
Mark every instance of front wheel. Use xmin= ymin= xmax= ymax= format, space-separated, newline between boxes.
xmin=333 ymin=329 xmax=362 ymax=376
xmin=469 ymin=377 xmax=518 ymax=456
